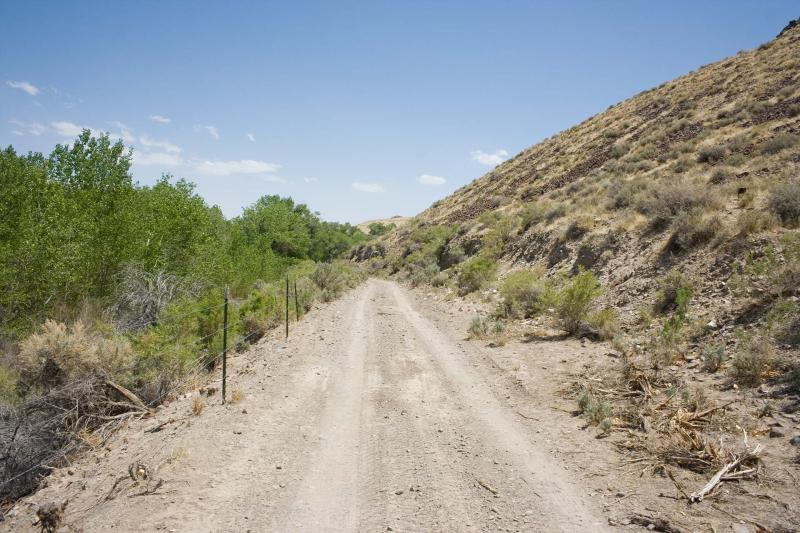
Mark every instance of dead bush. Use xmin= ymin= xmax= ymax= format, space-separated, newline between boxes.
xmin=191 ymin=396 xmax=205 ymax=415
xmin=17 ymin=320 xmax=133 ymax=394
xmin=111 ymin=267 xmax=200 ymax=332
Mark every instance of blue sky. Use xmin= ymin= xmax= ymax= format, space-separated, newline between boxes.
xmin=2 ymin=1 xmax=797 ymax=223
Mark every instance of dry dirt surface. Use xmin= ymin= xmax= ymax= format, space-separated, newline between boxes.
xmin=10 ymin=279 xmax=787 ymax=533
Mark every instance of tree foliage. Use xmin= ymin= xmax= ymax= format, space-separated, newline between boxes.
xmin=0 ymin=131 xmax=368 ymax=337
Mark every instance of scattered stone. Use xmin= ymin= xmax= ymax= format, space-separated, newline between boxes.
xmin=790 ymin=435 xmax=800 ymax=446
xmin=769 ymin=427 xmax=786 ymax=438
xmin=394 ymin=489 xmax=404 ymax=495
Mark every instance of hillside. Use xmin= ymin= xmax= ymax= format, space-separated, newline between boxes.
xmin=356 ymin=19 xmax=800 ymax=530
xmin=378 ymin=19 xmax=800 ymax=333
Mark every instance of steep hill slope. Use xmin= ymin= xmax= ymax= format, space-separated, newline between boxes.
xmin=375 ymin=18 xmax=800 ymax=334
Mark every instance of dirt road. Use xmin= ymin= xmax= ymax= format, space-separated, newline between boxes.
xmin=6 ymin=279 xmax=611 ymax=532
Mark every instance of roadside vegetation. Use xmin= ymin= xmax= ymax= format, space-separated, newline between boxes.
xmin=0 ymin=131 xmax=368 ymax=499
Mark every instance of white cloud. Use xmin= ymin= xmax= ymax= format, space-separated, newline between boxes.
xmin=194 ymin=159 xmax=280 ymax=176
xmin=419 ymin=174 xmax=446 ymax=186
xmin=149 ymin=115 xmax=171 ymax=124
xmin=134 ymin=152 xmax=183 ymax=166
xmin=352 ymin=181 xmax=385 ymax=193
xmin=303 ymin=177 xmax=319 ymax=183
xmin=6 ymin=80 xmax=39 ymax=96
xmin=139 ymin=135 xmax=181 ymax=153
xmin=247 ymin=133 xmax=256 ymax=143
xmin=9 ymin=119 xmax=46 ymax=136
xmin=110 ymin=121 xmax=136 ymax=143
xmin=51 ymin=121 xmax=84 ymax=137
xmin=471 ymin=149 xmax=509 ymax=166
xmin=197 ymin=125 xmax=219 ymax=139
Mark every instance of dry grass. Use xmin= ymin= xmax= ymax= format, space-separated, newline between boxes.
xmin=191 ymin=396 xmax=205 ymax=416
xmin=230 ymin=389 xmax=245 ymax=404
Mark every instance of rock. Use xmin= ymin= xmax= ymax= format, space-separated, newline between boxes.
xmin=394 ymin=489 xmax=404 ymax=495
xmin=790 ymin=435 xmax=800 ymax=446
xmin=706 ymin=319 xmax=718 ymax=329
xmin=769 ymin=427 xmax=785 ymax=438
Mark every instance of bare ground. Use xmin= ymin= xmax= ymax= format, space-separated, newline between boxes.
xmin=4 ymin=279 xmax=794 ymax=532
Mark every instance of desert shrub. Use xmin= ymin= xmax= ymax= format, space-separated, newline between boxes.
xmin=730 ymin=345 xmax=771 ymax=387
xmin=785 ymin=362 xmax=800 ymax=393
xmin=768 ymin=299 xmax=800 ymax=347
xmin=588 ymin=308 xmax=620 ymax=340
xmin=725 ymin=153 xmax=747 ymax=167
xmin=664 ymin=210 xmax=721 ymax=254
xmin=702 ymin=344 xmax=727 ymax=373
xmin=697 ymin=144 xmax=726 ymax=164
xmin=768 ymin=181 xmax=800 ymax=227
xmin=708 ymin=167 xmax=732 ymax=184
xmin=238 ymin=287 xmax=282 ymax=340
xmin=635 ymin=180 xmax=719 ymax=230
xmin=610 ymin=142 xmax=630 ymax=159
xmin=456 ymin=256 xmax=497 ymax=295
xmin=607 ymin=178 xmax=648 ymax=209
xmin=564 ymin=216 xmax=593 ymax=240
xmin=310 ymin=260 xmax=365 ymax=300
xmin=467 ymin=315 xmax=500 ymax=339
xmin=672 ymin=156 xmax=695 ymax=173
xmin=655 ymin=270 xmax=693 ymax=314
xmin=577 ymin=389 xmax=612 ymax=427
xmin=760 ymin=133 xmax=799 ymax=155
xmin=519 ymin=201 xmax=550 ymax=230
xmin=545 ymin=203 xmax=567 ymax=221
xmin=431 ymin=271 xmax=449 ymax=287
xmin=497 ymin=269 xmax=555 ymax=318
xmin=18 ymin=320 xmax=133 ymax=394
xmin=736 ymin=209 xmax=778 ymax=237
xmin=409 ymin=262 xmax=440 ymax=288
xmin=556 ymin=269 xmax=603 ymax=334
xmin=481 ymin=215 xmax=517 ymax=258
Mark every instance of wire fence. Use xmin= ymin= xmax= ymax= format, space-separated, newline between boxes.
xmin=0 ymin=275 xmax=303 ymax=495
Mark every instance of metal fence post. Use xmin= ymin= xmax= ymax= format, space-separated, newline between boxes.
xmin=294 ymin=279 xmax=300 ymax=321
xmin=285 ymin=275 xmax=289 ymax=339
xmin=222 ymin=285 xmax=228 ymax=403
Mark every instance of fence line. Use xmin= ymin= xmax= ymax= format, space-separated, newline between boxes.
xmin=1 ymin=276 xmax=311 ymax=494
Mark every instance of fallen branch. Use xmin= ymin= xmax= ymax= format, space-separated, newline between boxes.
xmin=689 ymin=444 xmax=762 ymax=503
xmin=105 ymin=380 xmax=152 ymax=413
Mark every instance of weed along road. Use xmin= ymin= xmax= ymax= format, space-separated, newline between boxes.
xmin=8 ymin=280 xmax=609 ymax=532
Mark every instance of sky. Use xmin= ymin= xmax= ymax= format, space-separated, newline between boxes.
xmin=1 ymin=1 xmax=797 ymax=224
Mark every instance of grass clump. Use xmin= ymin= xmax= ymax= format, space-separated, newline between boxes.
xmin=456 ymin=256 xmax=497 ymax=295
xmin=577 ymin=389 xmax=612 ymax=428
xmin=768 ymin=181 xmax=800 ymax=227
xmin=191 ymin=396 xmax=205 ymax=416
xmin=497 ymin=269 xmax=554 ymax=318
xmin=556 ymin=269 xmax=603 ymax=334
xmin=664 ymin=210 xmax=721 ymax=254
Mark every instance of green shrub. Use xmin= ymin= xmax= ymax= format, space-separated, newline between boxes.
xmin=556 ymin=269 xmax=603 ymax=334
xmin=702 ymin=344 xmax=726 ymax=373
xmin=456 ymin=256 xmax=497 ymax=295
xmin=409 ymin=262 xmax=440 ymax=287
xmin=768 ymin=181 xmax=800 ymax=227
xmin=0 ymin=365 xmax=19 ymax=405
xmin=498 ymin=269 xmax=555 ymax=318
xmin=760 ymin=133 xmax=799 ymax=155
xmin=577 ymin=389 xmax=612 ymax=426
xmin=655 ymin=270 xmax=693 ymax=314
